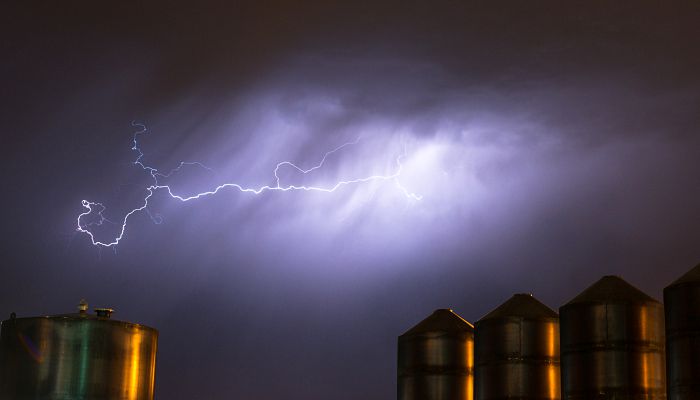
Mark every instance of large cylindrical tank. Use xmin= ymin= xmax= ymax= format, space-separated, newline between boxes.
xmin=398 ymin=309 xmax=474 ymax=400
xmin=0 ymin=302 xmax=158 ymax=400
xmin=664 ymin=262 xmax=700 ymax=400
xmin=560 ymin=275 xmax=666 ymax=399
xmin=475 ymin=293 xmax=560 ymax=400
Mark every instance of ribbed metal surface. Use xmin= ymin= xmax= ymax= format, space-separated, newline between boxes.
xmin=0 ymin=311 xmax=158 ymax=400
xmin=475 ymin=293 xmax=560 ymax=400
xmin=398 ymin=309 xmax=474 ymax=400
xmin=664 ymin=263 xmax=700 ymax=400
xmin=560 ymin=275 xmax=666 ymax=400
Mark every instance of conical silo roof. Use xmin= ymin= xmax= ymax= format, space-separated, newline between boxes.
xmin=400 ymin=309 xmax=473 ymax=337
xmin=564 ymin=275 xmax=657 ymax=305
xmin=668 ymin=262 xmax=700 ymax=287
xmin=479 ymin=293 xmax=558 ymax=322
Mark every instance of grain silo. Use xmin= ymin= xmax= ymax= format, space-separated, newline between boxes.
xmin=560 ymin=276 xmax=665 ymax=399
xmin=398 ymin=309 xmax=474 ymax=400
xmin=475 ymin=293 xmax=560 ymax=399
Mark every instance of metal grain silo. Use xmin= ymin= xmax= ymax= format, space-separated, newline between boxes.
xmin=0 ymin=301 xmax=158 ymax=400
xmin=560 ymin=275 xmax=666 ymax=400
xmin=398 ymin=309 xmax=474 ymax=400
xmin=475 ymin=293 xmax=560 ymax=400
xmin=664 ymin=262 xmax=700 ymax=400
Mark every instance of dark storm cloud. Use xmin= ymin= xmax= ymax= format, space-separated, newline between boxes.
xmin=1 ymin=2 xmax=699 ymax=399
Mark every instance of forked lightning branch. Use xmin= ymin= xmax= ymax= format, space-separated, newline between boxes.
xmin=76 ymin=122 xmax=422 ymax=247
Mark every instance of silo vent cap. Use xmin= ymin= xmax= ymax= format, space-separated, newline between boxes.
xmin=78 ymin=299 xmax=89 ymax=314
xmin=94 ymin=308 xmax=114 ymax=319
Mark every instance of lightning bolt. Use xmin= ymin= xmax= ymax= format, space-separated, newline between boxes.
xmin=77 ymin=122 xmax=422 ymax=247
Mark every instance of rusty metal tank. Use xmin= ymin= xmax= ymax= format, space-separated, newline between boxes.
xmin=398 ymin=309 xmax=474 ymax=400
xmin=475 ymin=293 xmax=560 ymax=400
xmin=560 ymin=275 xmax=666 ymax=399
xmin=664 ymin=262 xmax=700 ymax=400
xmin=0 ymin=301 xmax=158 ymax=400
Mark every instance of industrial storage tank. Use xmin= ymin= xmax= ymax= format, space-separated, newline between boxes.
xmin=560 ymin=275 xmax=666 ymax=399
xmin=0 ymin=301 xmax=158 ymax=400
xmin=398 ymin=309 xmax=474 ymax=400
xmin=664 ymin=262 xmax=700 ymax=400
xmin=475 ymin=293 xmax=560 ymax=400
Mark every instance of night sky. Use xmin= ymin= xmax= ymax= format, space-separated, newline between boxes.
xmin=2 ymin=2 xmax=699 ymax=399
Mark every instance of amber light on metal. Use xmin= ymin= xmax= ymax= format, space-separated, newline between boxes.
xmin=0 ymin=302 xmax=158 ymax=400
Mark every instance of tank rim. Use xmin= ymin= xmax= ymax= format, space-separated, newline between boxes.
xmin=1 ymin=314 xmax=158 ymax=333
xmin=559 ymin=298 xmax=663 ymax=308
xmin=475 ymin=314 xmax=559 ymax=326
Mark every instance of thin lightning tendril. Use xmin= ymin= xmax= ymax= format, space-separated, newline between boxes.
xmin=77 ymin=122 xmax=422 ymax=247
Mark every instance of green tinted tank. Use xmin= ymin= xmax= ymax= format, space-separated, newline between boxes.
xmin=0 ymin=303 xmax=158 ymax=400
